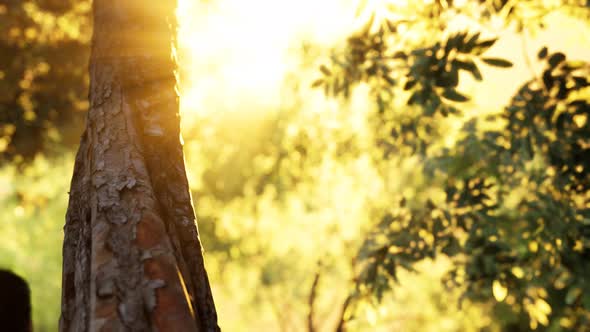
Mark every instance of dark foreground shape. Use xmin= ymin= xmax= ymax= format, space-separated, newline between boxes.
xmin=0 ymin=269 xmax=32 ymax=332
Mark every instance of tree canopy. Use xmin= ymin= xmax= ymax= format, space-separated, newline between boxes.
xmin=313 ymin=0 xmax=590 ymax=330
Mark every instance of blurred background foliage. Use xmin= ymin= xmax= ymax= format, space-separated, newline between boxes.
xmin=1 ymin=0 xmax=590 ymax=331
xmin=0 ymin=0 xmax=90 ymax=162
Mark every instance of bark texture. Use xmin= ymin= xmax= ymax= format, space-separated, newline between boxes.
xmin=59 ymin=1 xmax=219 ymax=331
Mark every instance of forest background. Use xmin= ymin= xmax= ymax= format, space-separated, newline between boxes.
xmin=1 ymin=0 xmax=590 ymax=331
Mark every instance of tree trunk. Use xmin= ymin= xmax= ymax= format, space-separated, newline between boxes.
xmin=59 ymin=1 xmax=219 ymax=331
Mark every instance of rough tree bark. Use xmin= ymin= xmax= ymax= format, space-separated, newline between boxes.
xmin=59 ymin=1 xmax=219 ymax=331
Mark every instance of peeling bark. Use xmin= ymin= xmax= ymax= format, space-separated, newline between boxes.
xmin=59 ymin=1 xmax=219 ymax=331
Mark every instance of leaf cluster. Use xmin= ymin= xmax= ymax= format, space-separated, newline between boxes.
xmin=316 ymin=1 xmax=590 ymax=329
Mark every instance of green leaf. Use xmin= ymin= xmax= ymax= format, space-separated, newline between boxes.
xmin=385 ymin=20 xmax=397 ymax=33
xmin=445 ymin=33 xmax=460 ymax=53
xmin=542 ymin=70 xmax=553 ymax=89
xmin=411 ymin=47 xmax=429 ymax=56
xmin=383 ymin=75 xmax=396 ymax=86
xmin=382 ymin=257 xmax=398 ymax=281
xmin=464 ymin=32 xmax=481 ymax=52
xmin=548 ymin=52 xmax=566 ymax=68
xmin=442 ymin=237 xmax=462 ymax=256
xmin=407 ymin=90 xmax=420 ymax=105
xmin=454 ymin=59 xmax=483 ymax=81
xmin=377 ymin=94 xmax=386 ymax=113
xmin=442 ymin=88 xmax=469 ymax=102
xmin=481 ymin=57 xmax=513 ymax=68
xmin=311 ymin=79 xmax=324 ymax=88
xmin=320 ymin=65 xmax=332 ymax=76
xmin=333 ymin=78 xmax=341 ymax=95
xmin=537 ymin=47 xmax=548 ymax=59
xmin=435 ymin=69 xmax=459 ymax=88
xmin=563 ymin=60 xmax=585 ymax=70
xmin=573 ymin=76 xmax=589 ymax=88
xmin=565 ymin=287 xmax=582 ymax=305
xmin=425 ymin=95 xmax=441 ymax=116
xmin=474 ymin=38 xmax=498 ymax=54
xmin=404 ymin=79 xmax=417 ymax=90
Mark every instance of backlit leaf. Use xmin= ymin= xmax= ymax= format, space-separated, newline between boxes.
xmin=481 ymin=58 xmax=513 ymax=68
xmin=492 ymin=280 xmax=508 ymax=302
xmin=320 ymin=65 xmax=332 ymax=76
xmin=442 ymin=89 xmax=469 ymax=102
xmin=311 ymin=79 xmax=324 ymax=88
xmin=548 ymin=52 xmax=566 ymax=68
xmin=538 ymin=47 xmax=548 ymax=59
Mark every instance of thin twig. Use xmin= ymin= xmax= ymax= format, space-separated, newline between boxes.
xmin=334 ymin=294 xmax=353 ymax=332
xmin=307 ymin=263 xmax=322 ymax=332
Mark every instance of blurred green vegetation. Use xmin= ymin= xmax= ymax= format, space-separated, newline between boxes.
xmin=313 ymin=1 xmax=590 ymax=330
xmin=0 ymin=0 xmax=90 ymax=163
xmin=1 ymin=0 xmax=590 ymax=331
xmin=0 ymin=155 xmax=70 ymax=331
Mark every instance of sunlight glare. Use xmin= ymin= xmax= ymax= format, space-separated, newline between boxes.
xmin=176 ymin=0 xmax=357 ymax=117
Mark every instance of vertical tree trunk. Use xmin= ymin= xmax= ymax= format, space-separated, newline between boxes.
xmin=59 ymin=1 xmax=219 ymax=331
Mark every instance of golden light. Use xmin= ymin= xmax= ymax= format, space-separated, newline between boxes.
xmin=176 ymin=0 xmax=358 ymax=117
